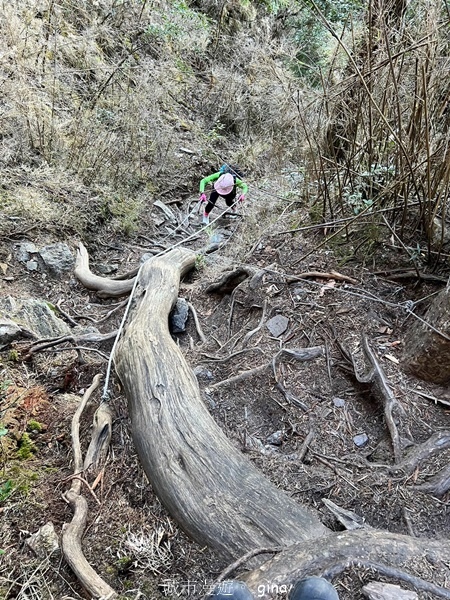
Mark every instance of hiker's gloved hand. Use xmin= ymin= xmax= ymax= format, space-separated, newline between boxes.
xmin=199 ymin=193 xmax=207 ymax=203
xmin=238 ymin=194 xmax=245 ymax=203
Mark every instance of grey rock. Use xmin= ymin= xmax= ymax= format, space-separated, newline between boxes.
xmin=0 ymin=318 xmax=22 ymax=344
xmin=353 ymin=433 xmax=369 ymax=447
xmin=16 ymin=242 xmax=38 ymax=263
xmin=140 ymin=253 xmax=154 ymax=264
xmin=266 ymin=314 xmax=289 ymax=337
xmin=193 ymin=366 xmax=214 ymax=381
xmin=333 ymin=397 xmax=346 ymax=407
xmin=71 ymin=325 xmax=101 ymax=336
xmin=0 ymin=297 xmax=71 ymax=339
xmin=363 ymin=582 xmax=417 ymax=600
xmin=292 ymin=286 xmax=307 ymax=298
xmin=95 ymin=263 xmax=118 ymax=275
xmin=266 ymin=430 xmax=284 ymax=446
xmin=26 ymin=522 xmax=60 ymax=558
xmin=38 ymin=243 xmax=74 ymax=277
xmin=26 ymin=260 xmax=39 ymax=271
xmin=170 ymin=298 xmax=189 ymax=333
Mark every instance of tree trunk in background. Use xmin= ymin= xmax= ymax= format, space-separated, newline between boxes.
xmin=401 ymin=280 xmax=450 ymax=384
xmin=114 ymin=248 xmax=329 ymax=561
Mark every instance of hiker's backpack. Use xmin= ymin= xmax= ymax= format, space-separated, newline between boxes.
xmin=219 ymin=164 xmax=245 ymax=181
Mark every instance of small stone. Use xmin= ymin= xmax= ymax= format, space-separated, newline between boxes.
xmin=193 ymin=366 xmax=214 ymax=381
xmin=26 ymin=522 xmax=60 ymax=558
xmin=266 ymin=315 xmax=289 ymax=337
xmin=170 ymin=298 xmax=189 ymax=333
xmin=353 ymin=433 xmax=369 ymax=447
xmin=140 ymin=253 xmax=154 ymax=264
xmin=333 ymin=397 xmax=346 ymax=407
xmin=266 ymin=430 xmax=284 ymax=446
xmin=95 ymin=263 xmax=119 ymax=275
xmin=292 ymin=286 xmax=307 ymax=298
xmin=16 ymin=242 xmax=38 ymax=263
xmin=26 ymin=260 xmax=39 ymax=271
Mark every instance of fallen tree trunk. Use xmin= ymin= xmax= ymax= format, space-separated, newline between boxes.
xmin=114 ymin=247 xmax=329 ymax=560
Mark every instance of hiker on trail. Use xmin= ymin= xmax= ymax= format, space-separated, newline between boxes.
xmin=199 ymin=166 xmax=248 ymax=225
xmin=208 ymin=576 xmax=340 ymax=600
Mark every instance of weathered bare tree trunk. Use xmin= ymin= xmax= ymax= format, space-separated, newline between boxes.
xmin=401 ymin=280 xmax=450 ymax=384
xmin=114 ymin=247 xmax=329 ymax=560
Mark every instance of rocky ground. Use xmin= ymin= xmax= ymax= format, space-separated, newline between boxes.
xmin=1 ymin=186 xmax=449 ymax=599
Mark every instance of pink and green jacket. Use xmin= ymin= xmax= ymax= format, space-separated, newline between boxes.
xmin=199 ymin=172 xmax=248 ymax=194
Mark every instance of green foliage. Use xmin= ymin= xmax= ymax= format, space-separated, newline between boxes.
xmin=8 ymin=349 xmax=19 ymax=362
xmin=195 ymin=254 xmax=206 ymax=271
xmin=289 ymin=0 xmax=363 ymax=83
xmin=145 ymin=1 xmax=210 ymax=50
xmin=0 ymin=480 xmax=13 ymax=503
xmin=27 ymin=420 xmax=43 ymax=433
xmin=17 ymin=433 xmax=37 ymax=460
xmin=256 ymin=0 xmax=293 ymax=14
xmin=0 ymin=466 xmax=39 ymax=504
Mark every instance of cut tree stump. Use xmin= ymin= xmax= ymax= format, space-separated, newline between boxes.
xmin=114 ymin=247 xmax=329 ymax=560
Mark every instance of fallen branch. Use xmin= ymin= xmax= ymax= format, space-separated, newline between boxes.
xmin=61 ymin=374 xmax=116 ymax=599
xmin=187 ymin=301 xmax=207 ymax=344
xmin=74 ymin=242 xmax=135 ymax=298
xmin=374 ymin=269 xmax=448 ymax=284
xmin=24 ymin=330 xmax=117 ymax=360
xmin=290 ymin=271 xmax=358 ymax=285
xmin=207 ymin=363 xmax=271 ymax=391
xmin=351 ymin=336 xmax=413 ymax=462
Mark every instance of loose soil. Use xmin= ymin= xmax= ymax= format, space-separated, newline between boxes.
xmin=1 ymin=192 xmax=449 ymax=600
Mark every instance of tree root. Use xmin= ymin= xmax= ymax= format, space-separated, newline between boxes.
xmin=389 ymin=430 xmax=450 ymax=476
xmin=61 ymin=374 xmax=116 ymax=599
xmin=413 ymin=462 xmax=450 ymax=496
xmin=272 ymin=346 xmax=324 ymax=410
xmin=242 ymin=530 xmax=450 ymax=599
xmin=321 ymin=560 xmax=450 ymax=600
xmin=345 ymin=336 xmax=412 ymax=462
xmin=74 ymin=241 xmax=135 ymax=298
xmin=24 ymin=330 xmax=117 ymax=360
xmin=204 ymin=266 xmax=256 ymax=295
xmin=187 ymin=301 xmax=207 ymax=344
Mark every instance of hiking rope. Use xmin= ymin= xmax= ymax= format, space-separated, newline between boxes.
xmin=101 ymin=196 xmax=243 ymax=400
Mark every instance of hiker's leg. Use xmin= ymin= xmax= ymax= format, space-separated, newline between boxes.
xmin=205 ymin=190 xmax=220 ymax=214
xmin=223 ymin=188 xmax=237 ymax=208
